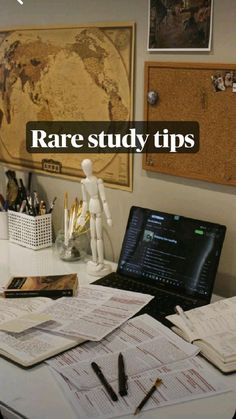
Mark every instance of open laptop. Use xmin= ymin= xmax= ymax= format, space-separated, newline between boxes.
xmin=94 ymin=206 xmax=226 ymax=325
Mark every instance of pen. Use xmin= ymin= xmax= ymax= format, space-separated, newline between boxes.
xmin=33 ymin=191 xmax=40 ymax=215
xmin=91 ymin=362 xmax=118 ymax=402
xmin=68 ymin=201 xmax=76 ymax=239
xmin=118 ymin=353 xmax=128 ymax=396
xmin=19 ymin=179 xmax=27 ymax=201
xmin=39 ymin=200 xmax=47 ymax=215
xmin=27 ymin=172 xmax=32 ymax=194
xmin=48 ymin=197 xmax=57 ymax=213
xmin=134 ymin=378 xmax=162 ymax=415
xmin=0 ymin=194 xmax=6 ymax=211
xmin=174 ymin=305 xmax=194 ymax=332
xmin=64 ymin=192 xmax=69 ymax=246
xmin=19 ymin=200 xmax=27 ymax=213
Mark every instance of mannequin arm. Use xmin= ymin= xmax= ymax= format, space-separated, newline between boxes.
xmin=98 ymin=179 xmax=112 ymax=226
xmin=78 ymin=182 xmax=88 ymax=226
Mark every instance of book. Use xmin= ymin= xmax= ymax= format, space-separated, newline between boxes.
xmin=166 ymin=296 xmax=236 ymax=373
xmin=0 ymin=297 xmax=84 ymax=368
xmin=0 ymin=328 xmax=84 ymax=368
xmin=0 ymin=285 xmax=153 ymax=368
xmin=3 ymin=273 xmax=78 ymax=298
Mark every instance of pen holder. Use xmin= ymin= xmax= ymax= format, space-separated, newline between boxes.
xmin=0 ymin=211 xmax=8 ymax=240
xmin=8 ymin=210 xmax=52 ymax=250
xmin=55 ymin=230 xmax=89 ymax=262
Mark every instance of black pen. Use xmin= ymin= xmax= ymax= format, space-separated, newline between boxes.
xmin=91 ymin=362 xmax=118 ymax=402
xmin=48 ymin=196 xmax=57 ymax=213
xmin=27 ymin=172 xmax=32 ymax=194
xmin=134 ymin=378 xmax=162 ymax=415
xmin=118 ymin=353 xmax=128 ymax=396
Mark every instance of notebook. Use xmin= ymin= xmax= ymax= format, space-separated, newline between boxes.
xmin=166 ymin=296 xmax=236 ymax=373
xmin=94 ymin=206 xmax=226 ymax=325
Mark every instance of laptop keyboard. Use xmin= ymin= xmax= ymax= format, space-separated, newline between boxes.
xmin=93 ymin=274 xmax=201 ymax=323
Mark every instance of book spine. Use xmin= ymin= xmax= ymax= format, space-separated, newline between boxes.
xmin=4 ymin=289 xmax=73 ymax=298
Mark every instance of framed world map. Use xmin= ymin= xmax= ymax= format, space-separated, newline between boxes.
xmin=0 ymin=23 xmax=134 ymax=190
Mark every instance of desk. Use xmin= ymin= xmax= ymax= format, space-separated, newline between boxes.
xmin=0 ymin=240 xmax=235 ymax=419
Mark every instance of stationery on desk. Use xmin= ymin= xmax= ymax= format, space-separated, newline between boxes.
xmin=134 ymin=378 xmax=162 ymax=415
xmin=2 ymin=170 xmax=56 ymax=216
xmin=63 ymin=191 xmax=90 ymax=246
xmin=0 ymin=285 xmax=153 ymax=367
xmin=91 ymin=361 xmax=118 ymax=402
xmin=48 ymin=314 xmax=231 ymax=419
xmin=118 ymin=353 xmax=128 ymax=397
xmin=0 ymin=193 xmax=7 ymax=212
xmin=167 ymin=296 xmax=236 ymax=373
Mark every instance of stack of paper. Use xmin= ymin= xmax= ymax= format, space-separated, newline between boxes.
xmin=0 ymin=285 xmax=153 ymax=367
xmin=47 ymin=314 xmax=231 ymax=419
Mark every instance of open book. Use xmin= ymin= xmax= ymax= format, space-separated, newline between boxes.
xmin=166 ymin=296 xmax=236 ymax=373
xmin=0 ymin=285 xmax=153 ymax=368
xmin=0 ymin=297 xmax=83 ymax=368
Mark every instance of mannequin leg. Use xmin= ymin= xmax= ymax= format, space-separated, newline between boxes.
xmin=87 ymin=213 xmax=112 ymax=277
xmin=90 ymin=214 xmax=97 ymax=263
xmin=96 ymin=214 xmax=104 ymax=265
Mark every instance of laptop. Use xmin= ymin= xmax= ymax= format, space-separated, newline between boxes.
xmin=94 ymin=206 xmax=226 ymax=326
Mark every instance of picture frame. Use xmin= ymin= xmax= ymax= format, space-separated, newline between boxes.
xmin=0 ymin=22 xmax=135 ymax=191
xmin=148 ymin=0 xmax=213 ymax=52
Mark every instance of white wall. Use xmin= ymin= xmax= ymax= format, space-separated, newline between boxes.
xmin=0 ymin=0 xmax=235 ymax=296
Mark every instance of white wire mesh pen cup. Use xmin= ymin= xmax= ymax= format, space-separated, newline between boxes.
xmin=8 ymin=210 xmax=52 ymax=250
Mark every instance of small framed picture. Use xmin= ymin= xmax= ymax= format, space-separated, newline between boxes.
xmin=148 ymin=0 xmax=214 ymax=52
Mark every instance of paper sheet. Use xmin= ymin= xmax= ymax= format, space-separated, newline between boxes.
xmin=47 ymin=314 xmax=199 ymax=391
xmin=38 ymin=286 xmax=153 ymax=341
xmin=0 ymin=313 xmax=52 ymax=333
xmin=0 ymin=297 xmax=52 ymax=324
xmin=47 ymin=314 xmax=198 ymax=371
xmin=57 ymin=336 xmax=200 ymax=391
xmin=51 ymin=357 xmax=230 ymax=419
xmin=47 ymin=315 xmax=160 ymax=369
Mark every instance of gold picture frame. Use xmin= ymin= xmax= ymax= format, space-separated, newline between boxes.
xmin=0 ymin=22 xmax=135 ymax=191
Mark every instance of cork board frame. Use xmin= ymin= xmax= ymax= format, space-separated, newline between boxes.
xmin=143 ymin=61 xmax=236 ymax=187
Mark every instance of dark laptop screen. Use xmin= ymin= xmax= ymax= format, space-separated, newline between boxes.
xmin=117 ymin=207 xmax=226 ymax=301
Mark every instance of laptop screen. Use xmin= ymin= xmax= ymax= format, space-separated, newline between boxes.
xmin=117 ymin=206 xmax=226 ymax=301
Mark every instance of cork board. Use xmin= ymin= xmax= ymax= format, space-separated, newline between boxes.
xmin=143 ymin=62 xmax=236 ymax=186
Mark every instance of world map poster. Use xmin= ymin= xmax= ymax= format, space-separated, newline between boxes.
xmin=0 ymin=23 xmax=134 ymax=190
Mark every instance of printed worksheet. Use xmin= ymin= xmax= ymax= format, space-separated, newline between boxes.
xmin=51 ymin=357 xmax=230 ymax=419
xmin=47 ymin=314 xmax=198 ymax=372
xmin=39 ymin=285 xmax=153 ymax=341
xmin=55 ymin=335 xmax=199 ymax=390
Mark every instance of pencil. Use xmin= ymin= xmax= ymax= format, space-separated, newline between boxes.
xmin=134 ymin=378 xmax=162 ymax=415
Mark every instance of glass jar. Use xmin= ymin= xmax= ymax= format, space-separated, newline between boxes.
xmin=55 ymin=230 xmax=89 ymax=262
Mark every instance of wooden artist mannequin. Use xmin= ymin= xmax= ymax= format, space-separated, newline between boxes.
xmin=78 ymin=159 xmax=112 ymax=276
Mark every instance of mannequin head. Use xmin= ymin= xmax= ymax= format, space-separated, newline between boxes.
xmin=81 ymin=159 xmax=93 ymax=177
